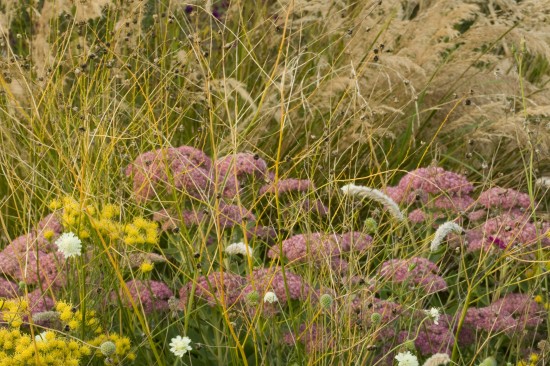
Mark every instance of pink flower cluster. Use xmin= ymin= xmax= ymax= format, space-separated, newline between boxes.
xmin=125 ymin=146 xmax=213 ymax=202
xmin=112 ymin=279 xmax=173 ymax=314
xmin=259 ymin=179 xmax=313 ymax=196
xmin=215 ymin=153 xmax=268 ymax=198
xmin=179 ymin=272 xmax=246 ymax=308
xmin=463 ymin=293 xmax=545 ymax=336
xmin=378 ymin=257 xmax=447 ymax=293
xmin=268 ymin=232 xmax=372 ymax=262
xmin=478 ymin=187 xmax=531 ymax=210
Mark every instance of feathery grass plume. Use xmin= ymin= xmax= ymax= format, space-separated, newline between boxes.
xmin=341 ymin=184 xmax=405 ymax=221
xmin=430 ymin=222 xmax=464 ymax=252
xmin=225 ymin=242 xmax=254 ymax=258
xmin=422 ymin=353 xmax=451 ymax=366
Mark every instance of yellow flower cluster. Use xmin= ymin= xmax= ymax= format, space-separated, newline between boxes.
xmin=90 ymin=333 xmax=136 ymax=363
xmin=55 ymin=302 xmax=102 ymax=334
xmin=0 ymin=328 xmax=91 ymax=366
xmin=90 ymin=204 xmax=124 ymax=241
xmin=123 ymin=217 xmax=159 ymax=247
xmin=60 ymin=197 xmax=82 ymax=229
xmin=517 ymin=353 xmax=540 ymax=366
xmin=0 ymin=299 xmax=28 ymax=328
xmin=139 ymin=261 xmax=154 ymax=273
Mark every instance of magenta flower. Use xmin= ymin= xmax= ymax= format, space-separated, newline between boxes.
xmin=215 ymin=153 xmax=267 ymax=198
xmin=0 ymin=278 xmax=19 ymax=299
xmin=13 ymin=251 xmax=66 ymax=289
xmin=398 ymin=167 xmax=473 ymax=196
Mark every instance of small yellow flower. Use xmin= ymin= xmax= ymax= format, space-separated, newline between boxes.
xmin=139 ymin=261 xmax=154 ymax=273
xmin=49 ymin=199 xmax=62 ymax=210
xmin=79 ymin=230 xmax=90 ymax=239
xmin=534 ymin=295 xmax=543 ymax=304
xmin=43 ymin=229 xmax=56 ymax=241
xmin=529 ymin=354 xmax=539 ymax=362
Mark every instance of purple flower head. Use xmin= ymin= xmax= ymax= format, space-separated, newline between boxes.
xmin=241 ymin=267 xmax=313 ymax=316
xmin=379 ymin=257 xmax=447 ymax=293
xmin=13 ymin=251 xmax=66 ymax=289
xmin=410 ymin=314 xmax=455 ymax=356
xmin=216 ymin=202 xmax=256 ymax=229
xmin=283 ymin=323 xmax=334 ymax=354
xmin=432 ymin=194 xmax=475 ymax=211
xmin=408 ymin=208 xmax=427 ymax=223
xmin=338 ymin=231 xmax=373 ymax=252
xmin=244 ymin=225 xmax=278 ymax=243
xmin=478 ymin=187 xmax=531 ymax=210
xmin=268 ymin=233 xmax=340 ymax=263
xmin=398 ymin=167 xmax=473 ymax=197
xmin=113 ymin=280 xmax=173 ymax=314
xmin=26 ymin=289 xmax=56 ymax=314
xmin=482 ymin=214 xmax=539 ymax=248
xmin=153 ymin=208 xmax=206 ymax=231
xmin=463 ymin=293 xmax=545 ymax=337
xmin=259 ymin=179 xmax=314 ymax=195
xmin=300 ymin=199 xmax=329 ymax=216
xmin=179 ymin=272 xmax=246 ymax=308
xmin=350 ymin=295 xmax=403 ymax=340
xmin=468 ymin=209 xmax=487 ymax=222
xmin=384 ymin=186 xmax=404 ymax=204
xmin=215 ymin=153 xmax=267 ymax=198
xmin=0 ymin=278 xmax=19 ymax=299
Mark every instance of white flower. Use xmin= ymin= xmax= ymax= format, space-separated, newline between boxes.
xmin=422 ymin=353 xmax=450 ymax=366
xmin=424 ymin=307 xmax=440 ymax=325
xmin=225 ymin=242 xmax=253 ymax=257
xmin=169 ymin=335 xmax=192 ymax=357
xmin=263 ymin=291 xmax=278 ymax=304
xmin=395 ymin=351 xmax=419 ymax=366
xmin=35 ymin=331 xmax=49 ymax=343
xmin=54 ymin=232 xmax=82 ymax=259
xmin=430 ymin=221 xmax=464 ymax=252
xmin=341 ymin=184 xmax=405 ymax=221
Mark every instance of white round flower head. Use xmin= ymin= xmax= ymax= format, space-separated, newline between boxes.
xmin=169 ymin=335 xmax=192 ymax=357
xmin=35 ymin=331 xmax=49 ymax=343
xmin=225 ymin=242 xmax=253 ymax=257
xmin=263 ymin=291 xmax=278 ymax=304
xmin=395 ymin=351 xmax=419 ymax=366
xmin=424 ymin=307 xmax=440 ymax=325
xmin=54 ymin=232 xmax=82 ymax=259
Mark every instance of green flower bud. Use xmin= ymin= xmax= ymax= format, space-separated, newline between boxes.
xmin=479 ymin=357 xmax=497 ymax=366
xmin=245 ymin=291 xmax=260 ymax=306
xmin=319 ymin=294 xmax=333 ymax=309
xmin=100 ymin=341 xmax=117 ymax=357
xmin=364 ymin=218 xmax=378 ymax=233
xmin=370 ymin=312 xmax=382 ymax=324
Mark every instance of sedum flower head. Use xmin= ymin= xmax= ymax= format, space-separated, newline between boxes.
xmin=395 ymin=351 xmax=419 ymax=366
xmin=169 ymin=335 xmax=192 ymax=357
xmin=54 ymin=232 xmax=82 ymax=259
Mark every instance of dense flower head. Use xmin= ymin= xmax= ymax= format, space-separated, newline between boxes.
xmin=215 ymin=153 xmax=267 ymax=198
xmin=179 ymin=272 xmax=246 ymax=308
xmin=395 ymin=350 xmax=419 ymax=366
xmin=55 ymin=300 xmax=102 ymax=333
xmin=241 ymin=267 xmax=313 ymax=316
xmin=125 ymin=146 xmax=212 ymax=202
xmin=13 ymin=251 xmax=66 ymax=288
xmin=268 ymin=231 xmax=372 ymax=264
xmin=0 ymin=327 xmax=91 ymax=366
xmin=408 ymin=314 xmax=455 ymax=356
xmin=244 ymin=225 xmax=278 ymax=243
xmin=225 ymin=242 xmax=254 ymax=257
xmin=215 ymin=202 xmax=256 ymax=229
xmin=153 ymin=208 xmax=206 ymax=231
xmin=283 ymin=323 xmax=333 ymax=354
xmin=398 ymin=166 xmax=473 ymax=197
xmin=54 ymin=232 xmax=82 ymax=259
xmin=481 ymin=214 xmax=540 ymax=248
xmin=379 ymin=257 xmax=448 ymax=293
xmin=169 ymin=335 xmax=193 ymax=357
xmin=463 ymin=293 xmax=545 ymax=335
xmin=0 ymin=279 xmax=19 ymax=299
xmin=89 ymin=333 xmax=136 ymax=362
xmin=300 ymin=199 xmax=329 ymax=216
xmin=259 ymin=178 xmax=314 ymax=195
xmin=478 ymin=186 xmax=531 ymax=210
xmin=111 ymin=280 xmax=173 ymax=314
xmin=350 ymin=295 xmax=403 ymax=340
xmin=432 ymin=194 xmax=475 ymax=211
xmin=123 ymin=217 xmax=159 ymax=246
